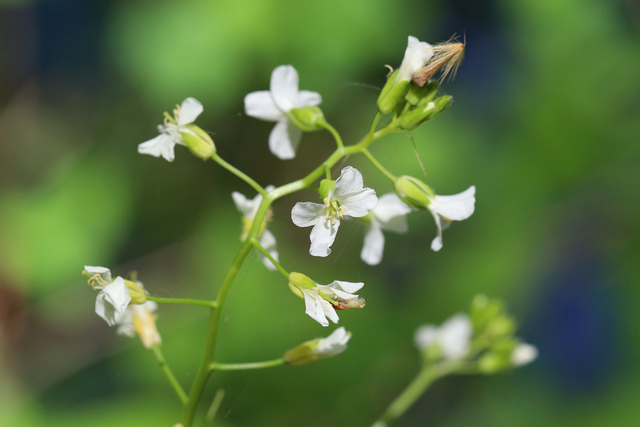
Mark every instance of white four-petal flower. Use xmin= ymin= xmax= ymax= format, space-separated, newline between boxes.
xmin=428 ymin=186 xmax=476 ymax=252
xmin=414 ymin=313 xmax=473 ymax=360
xmin=301 ymin=280 xmax=364 ymax=327
xmin=397 ymin=36 xmax=434 ymax=82
xmin=138 ymin=97 xmax=204 ymax=162
xmin=361 ymin=193 xmax=412 ymax=265
xmin=292 ymin=166 xmax=378 ymax=257
xmin=244 ymin=65 xmax=322 ymax=160
xmin=232 ymin=186 xmax=279 ymax=271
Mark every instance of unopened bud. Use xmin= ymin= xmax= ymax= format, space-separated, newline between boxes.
xmin=288 ymin=272 xmax=316 ymax=290
xmin=394 ymin=176 xmax=434 ymax=209
xmin=478 ymin=340 xmax=517 ymax=374
xmin=289 ymin=107 xmax=327 ymax=132
xmin=377 ymin=71 xmax=410 ymax=114
xmin=405 ymin=80 xmax=438 ymax=106
xmin=398 ymin=101 xmax=436 ymax=130
xmin=180 ymin=124 xmax=216 ymax=159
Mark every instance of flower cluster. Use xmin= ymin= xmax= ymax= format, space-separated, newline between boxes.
xmin=415 ymin=295 xmax=538 ymax=371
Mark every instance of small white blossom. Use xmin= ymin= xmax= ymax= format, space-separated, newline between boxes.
xmin=511 ymin=343 xmax=538 ymax=367
xmin=232 ymin=186 xmax=279 ymax=271
xmin=301 ymin=280 xmax=365 ymax=327
xmin=117 ymin=300 xmax=162 ymax=349
xmin=244 ymin=65 xmax=322 ymax=160
xmin=138 ymin=97 xmax=204 ymax=162
xmin=95 ymin=277 xmax=132 ymax=326
xmin=292 ymin=166 xmax=377 ymax=257
xmin=361 ymin=193 xmax=412 ymax=265
xmin=397 ymin=36 xmax=434 ymax=82
xmin=414 ymin=313 xmax=473 ymax=360
xmin=314 ymin=327 xmax=352 ymax=358
xmin=428 ymin=186 xmax=476 ymax=251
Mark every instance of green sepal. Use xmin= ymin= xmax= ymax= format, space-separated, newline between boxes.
xmin=289 ymin=107 xmax=327 ymax=132
xmin=377 ymin=74 xmax=410 ymax=114
xmin=394 ymin=176 xmax=434 ymax=209
xmin=180 ymin=124 xmax=216 ymax=159
xmin=319 ymin=179 xmax=335 ymax=200
xmin=405 ymin=80 xmax=439 ymax=106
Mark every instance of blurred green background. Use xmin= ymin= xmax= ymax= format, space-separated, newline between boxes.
xmin=1 ymin=0 xmax=639 ymax=426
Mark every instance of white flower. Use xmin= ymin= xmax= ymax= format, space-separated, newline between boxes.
xmin=244 ymin=65 xmax=322 ymax=160
xmin=292 ymin=166 xmax=377 ymax=257
xmin=301 ymin=280 xmax=365 ymax=327
xmin=414 ymin=313 xmax=473 ymax=360
xmin=361 ymin=193 xmax=412 ymax=265
xmin=314 ymin=327 xmax=352 ymax=358
xmin=117 ymin=300 xmax=162 ymax=349
xmin=428 ymin=186 xmax=476 ymax=252
xmin=232 ymin=186 xmax=279 ymax=271
xmin=95 ymin=276 xmax=132 ymax=326
xmin=397 ymin=36 xmax=434 ymax=82
xmin=138 ymin=97 xmax=204 ymax=162
xmin=511 ymin=343 xmax=538 ymax=367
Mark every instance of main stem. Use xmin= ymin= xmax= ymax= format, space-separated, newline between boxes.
xmin=181 ymin=114 xmax=394 ymax=426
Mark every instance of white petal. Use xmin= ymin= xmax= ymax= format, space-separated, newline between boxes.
xmin=270 ymin=65 xmax=299 ymax=112
xmin=373 ymin=193 xmax=412 ymax=224
xmin=309 ymin=219 xmax=340 ymax=257
xmin=414 ymin=325 xmax=439 ymax=350
xmin=258 ymin=229 xmax=279 ymax=271
xmin=430 ymin=186 xmax=476 ymax=221
xmin=316 ymin=327 xmax=351 ymax=356
xmin=244 ymin=91 xmax=285 ymax=122
xmin=95 ymin=277 xmax=131 ymax=326
xmin=269 ymin=120 xmax=302 ymax=160
xmin=138 ymin=133 xmax=176 ymax=162
xmin=398 ymin=36 xmax=434 ymax=81
xmin=361 ymin=223 xmax=385 ymax=265
xmin=511 ymin=343 xmax=538 ymax=366
xmin=321 ymin=298 xmax=340 ymax=324
xmin=334 ymin=166 xmax=364 ymax=195
xmin=231 ymin=192 xmax=251 ymax=215
xmin=177 ymin=97 xmax=203 ymax=125
xmin=291 ymin=202 xmax=326 ymax=227
xmin=297 ymin=90 xmax=322 ymax=107
xmin=429 ymin=210 xmax=444 ymax=252
xmin=84 ymin=265 xmax=112 ymax=282
xmin=340 ymin=188 xmax=378 ymax=218
xmin=329 ymin=280 xmax=364 ymax=295
xmin=303 ymin=290 xmax=329 ymax=327
xmin=440 ymin=314 xmax=472 ymax=360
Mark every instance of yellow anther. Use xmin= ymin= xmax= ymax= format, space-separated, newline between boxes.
xmin=338 ymin=206 xmax=345 ymax=219
xmin=324 ymin=198 xmax=331 ymax=207
xmin=324 ymin=214 xmax=332 ymax=220
xmin=331 ymin=218 xmax=337 ymax=225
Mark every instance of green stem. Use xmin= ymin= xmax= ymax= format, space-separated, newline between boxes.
xmin=147 ymin=296 xmax=216 ymax=308
xmin=374 ymin=362 xmax=458 ymax=426
xmin=210 ymin=358 xmax=285 ymax=371
xmin=251 ymin=238 xmax=290 ymax=279
xmin=362 ymin=148 xmax=397 ymax=182
xmin=212 ymin=152 xmax=267 ymax=197
xmin=151 ymin=344 xmax=188 ymax=405
xmin=368 ymin=111 xmax=383 ymax=136
xmin=204 ymin=389 xmax=226 ymax=425
xmin=322 ymin=122 xmax=344 ymax=149
xmin=181 ymin=200 xmax=272 ymax=427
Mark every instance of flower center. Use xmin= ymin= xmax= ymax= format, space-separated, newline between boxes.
xmin=323 ymin=198 xmax=345 ymax=226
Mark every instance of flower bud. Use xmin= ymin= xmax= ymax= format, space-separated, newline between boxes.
xmin=394 ymin=176 xmax=434 ymax=209
xmin=180 ymin=124 xmax=216 ymax=159
xmin=288 ymin=272 xmax=316 ymax=290
xmin=289 ymin=107 xmax=327 ymax=132
xmin=470 ymin=295 xmax=505 ymax=332
xmin=377 ymin=71 xmax=410 ymax=114
xmin=124 ymin=280 xmax=147 ymax=304
xmin=398 ymin=101 xmax=436 ymax=130
xmin=478 ymin=340 xmax=517 ymax=374
xmin=405 ymin=80 xmax=438 ymax=106
xmin=511 ymin=343 xmax=538 ymax=367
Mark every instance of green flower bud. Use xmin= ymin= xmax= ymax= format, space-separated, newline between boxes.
xmin=398 ymin=101 xmax=436 ymax=130
xmin=284 ymin=339 xmax=320 ymax=366
xmin=124 ymin=280 xmax=147 ymax=305
xmin=478 ymin=340 xmax=518 ymax=374
xmin=289 ymin=107 xmax=327 ymax=132
xmin=180 ymin=124 xmax=216 ymax=159
xmin=405 ymin=80 xmax=438 ymax=106
xmin=394 ymin=176 xmax=434 ymax=209
xmin=284 ymin=327 xmax=351 ymax=366
xmin=377 ymin=71 xmax=410 ymax=114
xmin=288 ymin=272 xmax=316 ymax=290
